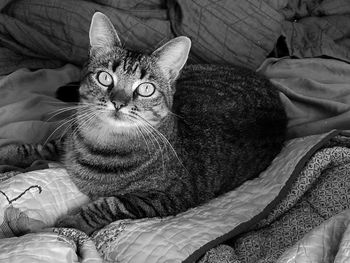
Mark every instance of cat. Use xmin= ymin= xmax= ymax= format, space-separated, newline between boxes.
xmin=0 ymin=12 xmax=287 ymax=235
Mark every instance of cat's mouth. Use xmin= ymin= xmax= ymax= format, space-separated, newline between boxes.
xmin=102 ymin=109 xmax=139 ymax=131
xmin=111 ymin=110 xmax=126 ymax=120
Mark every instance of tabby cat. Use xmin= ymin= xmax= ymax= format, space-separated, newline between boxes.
xmin=0 ymin=12 xmax=287 ymax=235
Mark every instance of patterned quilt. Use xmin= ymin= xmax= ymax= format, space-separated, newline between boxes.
xmin=201 ymin=133 xmax=350 ymax=263
xmin=2 ymin=131 xmax=350 ymax=263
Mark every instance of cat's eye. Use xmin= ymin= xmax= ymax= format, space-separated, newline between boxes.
xmin=135 ymin=83 xmax=156 ymax=97
xmin=97 ymin=71 xmax=113 ymax=87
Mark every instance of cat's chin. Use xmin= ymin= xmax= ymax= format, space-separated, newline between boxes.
xmin=79 ymin=119 xmax=139 ymax=147
xmin=105 ymin=118 xmax=138 ymax=134
xmin=103 ymin=113 xmax=137 ymax=131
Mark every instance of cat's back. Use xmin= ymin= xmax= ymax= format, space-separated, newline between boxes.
xmin=173 ymin=64 xmax=287 ymax=200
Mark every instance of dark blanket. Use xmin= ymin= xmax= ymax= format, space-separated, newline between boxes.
xmin=0 ymin=0 xmax=283 ymax=75
xmin=279 ymin=0 xmax=350 ymax=62
xmin=2 ymin=0 xmax=349 ymax=76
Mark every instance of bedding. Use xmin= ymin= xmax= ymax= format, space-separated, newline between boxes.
xmin=258 ymin=57 xmax=350 ymax=139
xmin=0 ymin=167 xmax=102 ymax=262
xmin=0 ymin=65 xmax=80 ymax=146
xmin=2 ymin=57 xmax=350 ymax=156
xmin=2 ymin=130 xmax=350 ymax=262
xmin=0 ymin=0 xmax=285 ymax=74
xmin=1 ymin=0 xmax=350 ymax=262
xmin=0 ymin=231 xmax=101 ymax=263
xmin=203 ymin=132 xmax=350 ymax=263
xmin=2 ymin=58 xmax=350 ymax=262
xmin=1 ymin=0 xmax=349 ymax=75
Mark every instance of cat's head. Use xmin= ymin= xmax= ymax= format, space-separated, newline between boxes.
xmin=78 ymin=12 xmax=190 ymax=140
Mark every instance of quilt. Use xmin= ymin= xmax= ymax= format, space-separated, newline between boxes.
xmin=2 ymin=129 xmax=350 ymax=262
xmin=201 ymin=133 xmax=350 ymax=263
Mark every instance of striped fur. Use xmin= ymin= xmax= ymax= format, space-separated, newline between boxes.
xmin=0 ymin=12 xmax=287 ymax=235
xmin=0 ymin=140 xmax=62 ymax=172
xmin=54 ymin=13 xmax=287 ymax=234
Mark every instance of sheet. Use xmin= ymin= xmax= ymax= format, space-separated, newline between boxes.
xmin=0 ymin=64 xmax=80 ymax=163
xmin=258 ymin=57 xmax=350 ymax=139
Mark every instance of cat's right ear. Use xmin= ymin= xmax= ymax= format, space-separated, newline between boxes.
xmin=89 ymin=12 xmax=122 ymax=55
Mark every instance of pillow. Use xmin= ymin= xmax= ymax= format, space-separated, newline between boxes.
xmin=167 ymin=0 xmax=283 ymax=69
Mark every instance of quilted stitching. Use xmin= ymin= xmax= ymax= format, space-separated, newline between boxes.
xmin=228 ymin=143 xmax=350 ymax=262
xmin=0 ymin=131 xmax=341 ymax=262
xmin=92 ymin=132 xmax=335 ymax=263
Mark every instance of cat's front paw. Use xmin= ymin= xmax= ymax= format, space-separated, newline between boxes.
xmin=55 ymin=213 xmax=96 ymax=235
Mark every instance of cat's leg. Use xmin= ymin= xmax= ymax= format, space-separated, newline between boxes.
xmin=0 ymin=139 xmax=62 ymax=171
xmin=56 ymin=191 xmax=191 ymax=235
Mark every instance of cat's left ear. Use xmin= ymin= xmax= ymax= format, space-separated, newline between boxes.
xmin=89 ymin=12 xmax=122 ymax=54
xmin=152 ymin=36 xmax=191 ymax=81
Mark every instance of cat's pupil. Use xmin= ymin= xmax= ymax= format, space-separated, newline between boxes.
xmin=98 ymin=71 xmax=113 ymax=87
xmin=136 ymin=82 xmax=155 ymax=97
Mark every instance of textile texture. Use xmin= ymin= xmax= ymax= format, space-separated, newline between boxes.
xmin=1 ymin=0 xmax=349 ymax=75
xmin=201 ymin=135 xmax=350 ymax=262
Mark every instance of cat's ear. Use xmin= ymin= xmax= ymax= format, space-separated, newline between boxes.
xmin=89 ymin=12 xmax=122 ymax=54
xmin=152 ymin=37 xmax=191 ymax=81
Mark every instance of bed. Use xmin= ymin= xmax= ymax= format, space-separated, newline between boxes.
xmin=1 ymin=0 xmax=350 ymax=262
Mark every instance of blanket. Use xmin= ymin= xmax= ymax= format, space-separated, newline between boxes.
xmin=2 ymin=128 xmax=350 ymax=262
xmin=258 ymin=58 xmax=350 ymax=139
xmin=201 ymin=133 xmax=350 ymax=263
xmin=0 ymin=166 xmax=102 ymax=262
xmin=3 ymin=129 xmax=350 ymax=262
xmin=1 ymin=0 xmax=350 ymax=75
xmin=0 ymin=0 xmax=283 ymax=75
xmin=0 ymin=65 xmax=80 ymax=146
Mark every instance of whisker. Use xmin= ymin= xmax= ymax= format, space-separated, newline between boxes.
xmin=61 ymin=110 xmax=93 ymax=140
xmin=45 ymin=104 xmax=93 ymax=122
xmin=168 ymin=111 xmax=184 ymax=120
xmin=43 ymin=116 xmax=76 ymax=145
xmin=133 ymin=117 xmax=167 ymax=178
xmin=71 ymin=110 xmax=97 ymax=139
xmin=134 ymin=122 xmax=152 ymax=155
xmin=46 ymin=107 xmax=98 ymax=144
xmin=136 ymin=115 xmax=189 ymax=175
xmin=129 ymin=116 xmax=156 ymax=149
xmin=42 ymin=100 xmax=77 ymax=106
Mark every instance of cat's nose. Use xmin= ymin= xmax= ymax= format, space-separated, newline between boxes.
xmin=109 ymin=89 xmax=130 ymax=111
xmin=111 ymin=101 xmax=126 ymax=111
